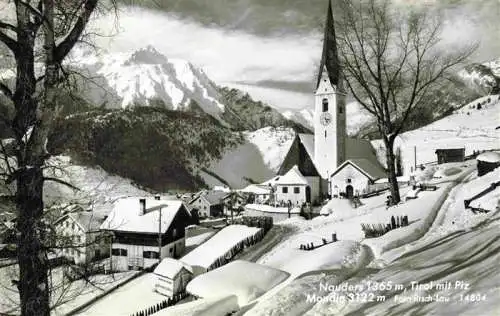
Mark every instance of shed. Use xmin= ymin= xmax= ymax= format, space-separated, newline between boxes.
xmin=476 ymin=152 xmax=500 ymax=176
xmin=153 ymin=258 xmax=193 ymax=297
xmin=435 ymin=148 xmax=465 ymax=164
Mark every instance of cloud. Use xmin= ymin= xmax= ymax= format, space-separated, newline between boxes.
xmin=90 ymin=6 xmax=322 ymax=84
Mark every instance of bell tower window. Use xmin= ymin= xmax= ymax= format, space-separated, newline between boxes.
xmin=322 ymin=98 xmax=328 ymax=112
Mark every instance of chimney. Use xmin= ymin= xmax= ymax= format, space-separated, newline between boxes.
xmin=139 ymin=198 xmax=146 ymax=215
xmin=154 ymin=195 xmax=161 ymax=200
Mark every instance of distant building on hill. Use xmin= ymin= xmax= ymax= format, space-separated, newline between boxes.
xmin=435 ymin=148 xmax=465 ymax=164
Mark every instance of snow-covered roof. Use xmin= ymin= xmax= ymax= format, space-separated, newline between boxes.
xmin=154 ymin=258 xmax=193 ymax=278
xmin=477 ymin=151 xmax=500 ymax=163
xmin=181 ymin=225 xmax=262 ymax=270
xmin=67 ymin=211 xmax=104 ymax=232
xmin=213 ymin=185 xmax=231 ymax=192
xmin=100 ymin=197 xmax=188 ymax=234
xmin=298 ymin=134 xmax=316 ymax=164
xmin=331 ymin=158 xmax=387 ymax=181
xmin=274 ymin=165 xmax=308 ymax=185
xmin=189 ymin=190 xmax=229 ymax=205
xmin=186 ymin=260 xmax=290 ymax=305
xmin=239 ymin=184 xmax=271 ymax=195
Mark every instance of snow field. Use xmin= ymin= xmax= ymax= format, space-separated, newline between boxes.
xmin=186 ymin=260 xmax=290 ymax=306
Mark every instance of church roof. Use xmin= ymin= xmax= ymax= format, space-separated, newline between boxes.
xmin=274 ymin=165 xmax=308 ymax=185
xmin=295 ymin=134 xmax=382 ymax=170
xmin=298 ymin=134 xmax=316 ymax=164
xmin=316 ymin=0 xmax=341 ymax=90
xmin=331 ymin=158 xmax=387 ymax=181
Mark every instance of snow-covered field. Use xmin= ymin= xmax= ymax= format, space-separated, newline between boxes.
xmin=186 ymin=260 xmax=290 ymax=305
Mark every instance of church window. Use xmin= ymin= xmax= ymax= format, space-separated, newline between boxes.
xmin=339 ymin=105 xmax=343 ymax=114
xmin=347 ymin=179 xmax=352 ymax=183
xmin=322 ymin=98 xmax=328 ymax=112
xmin=325 ymin=131 xmax=327 ymax=138
xmin=282 ymin=187 xmax=288 ymax=194
xmin=294 ymin=187 xmax=300 ymax=194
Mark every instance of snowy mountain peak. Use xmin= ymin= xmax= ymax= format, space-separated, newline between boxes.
xmin=124 ymin=45 xmax=168 ymax=65
xmin=73 ymin=46 xmax=227 ymax=124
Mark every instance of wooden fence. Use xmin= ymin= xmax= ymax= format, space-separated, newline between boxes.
xmin=205 ymin=228 xmax=266 ymax=271
xmin=129 ymin=292 xmax=188 ymax=316
xmin=361 ymin=215 xmax=409 ymax=238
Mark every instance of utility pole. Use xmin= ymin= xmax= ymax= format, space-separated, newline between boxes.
xmin=158 ymin=207 xmax=162 ymax=264
xmin=414 ymin=146 xmax=417 ymax=170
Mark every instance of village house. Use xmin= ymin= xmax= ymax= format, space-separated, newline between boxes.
xmin=153 ymin=257 xmax=193 ymax=297
xmin=188 ymin=190 xmax=228 ymax=218
xmin=239 ymin=184 xmax=272 ymax=204
xmin=54 ymin=207 xmax=109 ymax=265
xmin=272 ymin=165 xmax=310 ymax=206
xmin=100 ymin=197 xmax=192 ymax=271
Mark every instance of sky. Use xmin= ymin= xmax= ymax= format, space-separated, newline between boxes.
xmin=74 ymin=0 xmax=500 ymax=110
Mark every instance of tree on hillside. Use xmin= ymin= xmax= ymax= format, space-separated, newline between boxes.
xmin=0 ymin=1 xmax=109 ymax=314
xmin=332 ymin=0 xmax=476 ymax=203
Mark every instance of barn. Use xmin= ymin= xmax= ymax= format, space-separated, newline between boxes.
xmin=435 ymin=148 xmax=465 ymax=164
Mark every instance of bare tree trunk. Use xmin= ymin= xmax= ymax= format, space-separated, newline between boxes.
xmin=383 ymin=137 xmax=401 ymax=204
xmin=16 ymin=168 xmax=50 ymax=316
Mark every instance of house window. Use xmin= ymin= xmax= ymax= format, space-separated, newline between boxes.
xmin=282 ymin=187 xmax=288 ymax=194
xmin=322 ymin=98 xmax=328 ymax=112
xmin=294 ymin=187 xmax=300 ymax=194
xmin=112 ymin=248 xmax=128 ymax=256
xmin=172 ymin=228 xmax=177 ymax=238
xmin=143 ymin=251 xmax=159 ymax=259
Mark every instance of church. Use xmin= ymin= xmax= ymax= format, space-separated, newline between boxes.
xmin=275 ymin=0 xmax=387 ymax=205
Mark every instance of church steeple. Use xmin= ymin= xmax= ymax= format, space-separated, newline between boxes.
xmin=316 ymin=0 xmax=341 ymax=90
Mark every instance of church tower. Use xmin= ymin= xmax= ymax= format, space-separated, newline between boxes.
xmin=314 ymin=0 xmax=346 ymax=180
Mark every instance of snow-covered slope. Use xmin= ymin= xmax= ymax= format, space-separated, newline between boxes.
xmin=43 ymin=155 xmax=155 ymax=216
xmin=201 ymin=127 xmax=296 ymax=189
xmin=372 ymin=95 xmax=500 ymax=172
xmin=72 ymin=46 xmax=227 ymax=124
